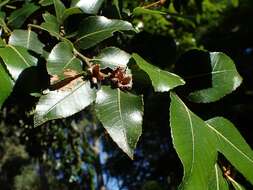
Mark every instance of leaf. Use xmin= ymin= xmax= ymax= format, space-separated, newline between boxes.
xmin=71 ymin=0 xmax=105 ymax=14
xmin=39 ymin=0 xmax=53 ymax=6
xmin=40 ymin=13 xmax=60 ymax=38
xmin=34 ymin=80 xmax=96 ymax=127
xmin=92 ymin=47 xmax=130 ymax=69
xmin=75 ymin=16 xmax=134 ymax=50
xmin=95 ymin=86 xmax=143 ymax=159
xmin=0 ymin=62 xmax=14 ymax=108
xmin=208 ymin=164 xmax=229 ymax=190
xmin=133 ymin=7 xmax=167 ymax=16
xmin=9 ymin=29 xmax=45 ymax=54
xmin=53 ymin=0 xmax=66 ymax=24
xmin=7 ymin=3 xmax=39 ymax=28
xmin=231 ymin=0 xmax=239 ymax=7
xmin=206 ymin=117 xmax=253 ymax=184
xmin=188 ymin=52 xmax=243 ymax=103
xmin=62 ymin=7 xmax=83 ymax=21
xmin=230 ymin=178 xmax=245 ymax=190
xmin=170 ymin=93 xmax=217 ymax=189
xmin=132 ymin=54 xmax=185 ymax=92
xmin=47 ymin=42 xmax=82 ymax=83
xmin=0 ymin=46 xmax=37 ymax=80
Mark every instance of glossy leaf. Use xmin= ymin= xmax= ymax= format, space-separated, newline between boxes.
xmin=53 ymin=0 xmax=66 ymax=23
xmin=34 ymin=80 xmax=96 ymax=127
xmin=95 ymin=86 xmax=143 ymax=159
xmin=7 ymin=3 xmax=39 ymax=28
xmin=208 ymin=164 xmax=229 ymax=190
xmin=0 ymin=62 xmax=13 ymax=108
xmin=40 ymin=13 xmax=60 ymax=37
xmin=92 ymin=47 xmax=130 ymax=69
xmin=132 ymin=54 xmax=185 ymax=92
xmin=206 ymin=117 xmax=253 ymax=184
xmin=188 ymin=52 xmax=243 ymax=103
xmin=47 ymin=42 xmax=82 ymax=83
xmin=9 ymin=29 xmax=45 ymax=54
xmin=0 ymin=46 xmax=37 ymax=80
xmin=75 ymin=16 xmax=134 ymax=50
xmin=71 ymin=0 xmax=104 ymax=14
xmin=170 ymin=93 xmax=217 ymax=189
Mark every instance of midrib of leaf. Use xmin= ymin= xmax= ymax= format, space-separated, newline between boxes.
xmin=43 ymin=81 xmax=85 ymax=115
xmin=62 ymin=56 xmax=76 ymax=70
xmin=185 ymin=70 xmax=236 ymax=80
xmin=207 ymin=123 xmax=253 ymax=164
xmin=27 ymin=28 xmax=31 ymax=49
xmin=9 ymin=45 xmax=31 ymax=67
xmin=215 ymin=164 xmax=220 ymax=190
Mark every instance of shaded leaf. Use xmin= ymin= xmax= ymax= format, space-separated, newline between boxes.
xmin=188 ymin=52 xmax=243 ymax=103
xmin=133 ymin=7 xmax=167 ymax=16
xmin=0 ymin=62 xmax=13 ymax=108
xmin=9 ymin=29 xmax=45 ymax=54
xmin=71 ymin=0 xmax=104 ymax=14
xmin=34 ymin=80 xmax=96 ymax=127
xmin=230 ymin=178 xmax=245 ymax=190
xmin=62 ymin=7 xmax=83 ymax=21
xmin=208 ymin=164 xmax=229 ymax=190
xmin=75 ymin=16 xmax=134 ymax=50
xmin=53 ymin=0 xmax=66 ymax=23
xmin=7 ymin=3 xmax=39 ymax=28
xmin=0 ymin=46 xmax=37 ymax=80
xmin=47 ymin=42 xmax=82 ymax=83
xmin=92 ymin=47 xmax=130 ymax=69
xmin=40 ymin=13 xmax=60 ymax=37
xmin=132 ymin=54 xmax=185 ymax=92
xmin=39 ymin=0 xmax=53 ymax=6
xmin=206 ymin=117 xmax=253 ymax=184
xmin=95 ymin=86 xmax=143 ymax=159
xmin=170 ymin=93 xmax=217 ymax=189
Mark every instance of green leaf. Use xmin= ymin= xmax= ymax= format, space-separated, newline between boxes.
xmin=95 ymin=86 xmax=143 ymax=159
xmin=92 ymin=47 xmax=130 ymax=69
xmin=231 ymin=0 xmax=239 ymax=7
xmin=7 ymin=3 xmax=39 ymax=28
xmin=206 ymin=117 xmax=253 ymax=184
xmin=230 ymin=178 xmax=245 ymax=190
xmin=40 ymin=13 xmax=60 ymax=38
xmin=0 ymin=46 xmax=37 ymax=80
xmin=75 ymin=16 xmax=134 ymax=50
xmin=9 ymin=29 xmax=45 ymax=54
xmin=188 ymin=52 xmax=243 ymax=103
xmin=39 ymin=0 xmax=53 ymax=6
xmin=133 ymin=7 xmax=167 ymax=16
xmin=71 ymin=0 xmax=104 ymax=14
xmin=0 ymin=0 xmax=10 ymax=8
xmin=0 ymin=62 xmax=13 ymax=108
xmin=170 ymin=93 xmax=217 ymax=190
xmin=132 ymin=54 xmax=185 ymax=92
xmin=208 ymin=164 xmax=229 ymax=190
xmin=34 ymin=80 xmax=96 ymax=127
xmin=62 ymin=7 xmax=83 ymax=21
xmin=53 ymin=0 xmax=66 ymax=24
xmin=47 ymin=42 xmax=82 ymax=82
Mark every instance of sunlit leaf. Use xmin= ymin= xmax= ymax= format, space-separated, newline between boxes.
xmin=95 ymin=86 xmax=143 ymax=159
xmin=132 ymin=54 xmax=185 ymax=92
xmin=47 ymin=42 xmax=82 ymax=84
xmin=34 ymin=80 xmax=96 ymax=127
xmin=208 ymin=164 xmax=229 ymax=190
xmin=92 ymin=47 xmax=130 ymax=69
xmin=170 ymin=93 xmax=217 ymax=189
xmin=9 ymin=29 xmax=45 ymax=54
xmin=0 ymin=62 xmax=13 ymax=108
xmin=188 ymin=52 xmax=243 ymax=103
xmin=71 ymin=0 xmax=104 ymax=14
xmin=0 ymin=46 xmax=37 ymax=80
xmin=206 ymin=117 xmax=253 ymax=184
xmin=7 ymin=3 xmax=39 ymax=28
xmin=75 ymin=16 xmax=134 ymax=50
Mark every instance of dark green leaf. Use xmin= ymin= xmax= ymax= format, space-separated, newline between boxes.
xmin=170 ymin=93 xmax=217 ymax=189
xmin=230 ymin=179 xmax=245 ymax=190
xmin=40 ymin=13 xmax=60 ymax=38
xmin=92 ymin=47 xmax=130 ymax=69
xmin=34 ymin=80 xmax=96 ymax=127
xmin=188 ymin=52 xmax=243 ymax=103
xmin=47 ymin=42 xmax=82 ymax=82
xmin=208 ymin=164 xmax=229 ymax=190
xmin=132 ymin=54 xmax=185 ymax=92
xmin=0 ymin=62 xmax=13 ymax=108
xmin=39 ymin=0 xmax=53 ymax=6
xmin=62 ymin=7 xmax=83 ymax=21
xmin=9 ymin=29 xmax=45 ymax=54
xmin=7 ymin=3 xmax=39 ymax=28
xmin=53 ymin=0 xmax=66 ymax=23
xmin=71 ymin=0 xmax=104 ymax=14
xmin=75 ymin=16 xmax=134 ymax=50
xmin=95 ymin=86 xmax=143 ymax=159
xmin=133 ymin=7 xmax=167 ymax=16
xmin=0 ymin=46 xmax=37 ymax=80
xmin=206 ymin=117 xmax=253 ymax=184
